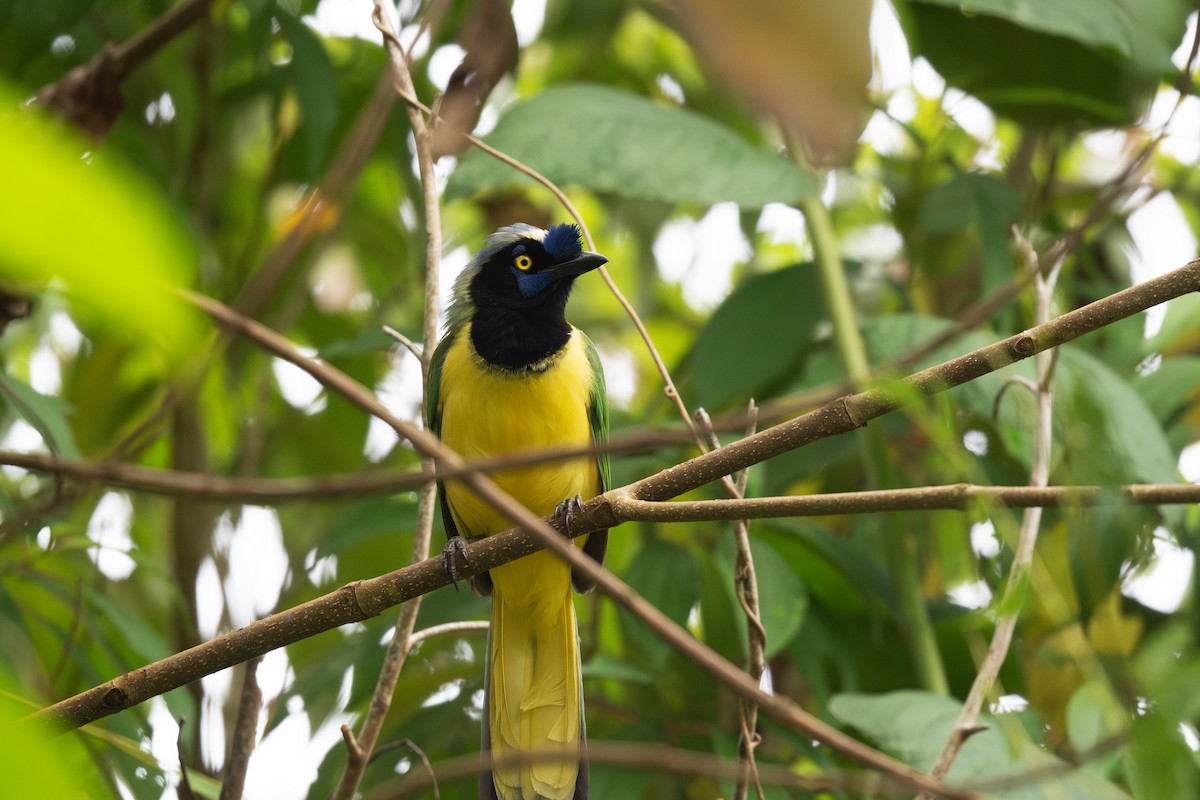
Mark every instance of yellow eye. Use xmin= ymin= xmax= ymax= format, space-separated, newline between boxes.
xmin=514 ymin=254 xmax=533 ymax=271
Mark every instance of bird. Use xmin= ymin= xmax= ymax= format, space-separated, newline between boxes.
xmin=427 ymin=222 xmax=610 ymax=800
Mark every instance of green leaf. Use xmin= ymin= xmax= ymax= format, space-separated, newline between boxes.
xmin=0 ymin=81 xmax=202 ymax=369
xmin=622 ymin=537 xmax=700 ymax=668
xmin=1056 ymin=349 xmax=1178 ymax=486
xmin=0 ymin=373 xmax=81 ymax=458
xmin=86 ymin=587 xmax=173 ymax=666
xmin=280 ymin=14 xmax=339 ymax=178
xmin=582 ymin=654 xmax=656 ymax=684
xmin=749 ymin=538 xmax=807 ymax=659
xmin=1124 ymin=713 xmax=1200 ymax=800
xmin=1135 ymin=357 xmax=1200 ymax=425
xmin=689 ymin=264 xmax=824 ymax=409
xmin=447 ymin=84 xmax=817 ymax=208
xmin=900 ymin=0 xmax=1191 ymax=125
xmin=906 ymin=0 xmax=1184 ymax=71
xmin=830 ymin=690 xmax=1132 ymax=798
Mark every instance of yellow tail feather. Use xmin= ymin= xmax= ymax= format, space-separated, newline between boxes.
xmin=489 ymin=551 xmax=583 ymax=800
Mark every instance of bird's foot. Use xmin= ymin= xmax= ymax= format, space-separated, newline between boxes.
xmin=554 ymin=494 xmax=585 ymax=537
xmin=441 ymin=535 xmax=473 ymax=591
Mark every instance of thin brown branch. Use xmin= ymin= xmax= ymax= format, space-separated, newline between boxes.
xmin=219 ymin=657 xmax=262 ymax=800
xmin=35 ymin=0 xmax=213 ymax=137
xmin=922 ymin=235 xmax=1063 ymax=792
xmin=177 ymin=716 xmax=198 ymax=800
xmin=32 ymin=261 xmax=1200 ymax=797
xmin=369 ymin=738 xmax=441 ymax=800
xmin=332 ymin=7 xmax=443 ymax=798
xmin=698 ymin=404 xmax=766 ymax=800
xmin=375 ymin=740 xmax=973 ymax=799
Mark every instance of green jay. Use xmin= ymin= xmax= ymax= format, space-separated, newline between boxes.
xmin=427 ymin=223 xmax=610 ymax=800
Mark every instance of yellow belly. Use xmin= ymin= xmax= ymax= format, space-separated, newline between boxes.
xmin=438 ymin=324 xmax=600 ymax=601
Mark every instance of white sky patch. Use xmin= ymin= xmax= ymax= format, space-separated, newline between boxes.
xmin=1080 ymin=130 xmax=1133 ymax=185
xmin=304 ymin=546 xmax=338 ymax=586
xmin=243 ymin=702 xmax=357 ymax=800
xmin=1146 ymin=88 xmax=1200 ymax=165
xmin=596 ymin=344 xmax=636 ymax=409
xmin=759 ymin=664 xmax=774 ymax=695
xmin=757 ymin=203 xmax=808 ymax=248
xmin=948 ymin=579 xmax=993 ymax=610
xmin=36 ymin=526 xmax=51 ymax=550
xmin=1182 ymin=722 xmax=1200 ymax=752
xmin=272 ymin=354 xmax=326 ymax=414
xmin=911 ymin=57 xmax=946 ymax=98
xmin=195 ymin=556 xmax=223 ymax=640
xmin=991 ymin=694 xmax=1029 ymax=714
xmin=0 ymin=420 xmax=43 ymax=482
xmin=304 ymin=0 xmax=381 ymax=42
xmin=257 ymin=647 xmax=295 ymax=707
xmin=870 ymin=0 xmax=912 ymax=95
xmin=1127 ymin=193 xmax=1198 ymax=337
xmin=49 ymin=311 xmax=84 ymax=355
xmin=147 ymin=697 xmax=182 ymax=775
xmin=421 ymin=679 xmax=465 ymax=708
xmin=653 ymin=203 xmax=750 ymax=311
xmin=656 ymin=73 xmax=685 ymax=103
xmin=860 ymin=108 xmax=910 ymax=156
xmin=511 ymin=0 xmax=547 ymax=46
xmin=1173 ymin=12 xmax=1199 ymax=69
xmin=841 ymin=223 xmax=903 ymax=264
xmin=200 ymin=675 xmax=229 ymax=771
xmin=944 ymin=88 xmax=995 ymax=142
xmin=28 ymin=342 xmax=61 ymax=394
xmin=963 ymin=429 xmax=989 ymax=457
xmin=1124 ymin=532 xmax=1194 ymax=613
xmin=970 ymin=519 xmax=1000 ymax=558
xmin=86 ymin=492 xmax=136 ymax=580
xmin=428 ymin=44 xmax=466 ymax=91
xmin=364 ymin=351 xmax=424 ymax=461
xmin=222 ymin=506 xmax=290 ymax=629
xmin=1180 ymin=440 xmax=1200 ymax=483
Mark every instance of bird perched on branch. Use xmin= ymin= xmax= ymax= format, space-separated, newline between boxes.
xmin=428 ymin=222 xmax=610 ymax=800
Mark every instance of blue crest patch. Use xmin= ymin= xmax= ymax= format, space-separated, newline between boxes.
xmin=542 ymin=223 xmax=583 ymax=263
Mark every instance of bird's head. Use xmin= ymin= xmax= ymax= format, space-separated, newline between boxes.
xmin=450 ymin=223 xmax=607 ymax=321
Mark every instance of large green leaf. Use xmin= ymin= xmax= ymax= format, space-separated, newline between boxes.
xmin=0 ymin=81 xmax=202 ymax=368
xmin=446 ymin=84 xmax=817 ymax=208
xmin=280 ymin=13 xmax=339 ymax=178
xmin=899 ymin=0 xmax=1192 ymax=125
xmin=830 ymin=690 xmax=1131 ymax=798
xmin=622 ymin=537 xmax=700 ymax=668
xmin=688 ymin=264 xmax=824 ymax=410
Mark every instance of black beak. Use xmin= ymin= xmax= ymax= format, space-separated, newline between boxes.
xmin=548 ymin=251 xmax=608 ymax=280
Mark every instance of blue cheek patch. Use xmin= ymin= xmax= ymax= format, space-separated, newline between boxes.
xmin=512 ymin=267 xmax=554 ymax=297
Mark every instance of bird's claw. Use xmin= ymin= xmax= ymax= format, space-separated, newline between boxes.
xmin=441 ymin=536 xmax=471 ymax=591
xmin=554 ymin=494 xmax=585 ymax=537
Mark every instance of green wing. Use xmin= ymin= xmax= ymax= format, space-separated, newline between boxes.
xmin=582 ymin=331 xmax=610 ymax=493
xmin=425 ymin=325 xmax=456 ymax=439
xmin=425 ymin=325 xmax=464 ymax=544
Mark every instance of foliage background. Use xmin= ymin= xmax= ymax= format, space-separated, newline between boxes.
xmin=2 ymin=0 xmax=1200 ymax=798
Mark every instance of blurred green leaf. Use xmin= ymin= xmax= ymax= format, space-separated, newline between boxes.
xmin=0 ymin=372 xmax=80 ymax=458
xmin=749 ymin=538 xmax=807 ymax=659
xmin=0 ymin=81 xmax=202 ymax=368
xmin=688 ymin=263 xmax=824 ymax=410
xmin=279 ymin=14 xmax=339 ymax=178
xmin=831 ymin=690 xmax=1131 ymax=798
xmin=622 ymin=537 xmax=700 ymax=669
xmin=447 ymin=84 xmax=818 ymax=208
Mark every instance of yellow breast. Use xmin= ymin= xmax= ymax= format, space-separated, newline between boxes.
xmin=438 ymin=323 xmax=600 ymax=543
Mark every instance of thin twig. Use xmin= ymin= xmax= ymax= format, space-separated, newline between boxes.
xmin=378 ymin=740 xmax=976 ymax=799
xmin=382 ymin=325 xmax=423 ymax=361
xmin=331 ymin=7 xmax=443 ymax=800
xmin=219 ymin=657 xmax=262 ymax=800
xmin=697 ymin=405 xmax=765 ymax=800
xmin=921 ymin=232 xmax=1062 ymax=792
xmin=369 ymin=738 xmax=442 ymax=800
xmin=177 ymin=716 xmax=198 ymax=800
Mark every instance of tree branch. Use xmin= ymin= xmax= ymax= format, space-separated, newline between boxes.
xmin=31 ymin=259 xmax=1200 ymax=796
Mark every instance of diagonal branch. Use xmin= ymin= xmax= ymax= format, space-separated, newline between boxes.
xmin=30 ymin=259 xmax=1200 ymax=794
